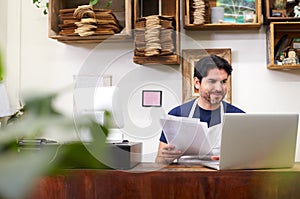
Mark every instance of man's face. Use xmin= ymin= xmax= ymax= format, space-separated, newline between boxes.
xmin=195 ymin=68 xmax=229 ymax=106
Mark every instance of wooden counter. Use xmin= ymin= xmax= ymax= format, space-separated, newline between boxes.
xmin=28 ymin=163 xmax=300 ymax=199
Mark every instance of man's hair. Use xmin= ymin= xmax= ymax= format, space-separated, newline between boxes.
xmin=194 ymin=55 xmax=232 ymax=82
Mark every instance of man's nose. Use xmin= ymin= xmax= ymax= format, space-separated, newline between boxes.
xmin=214 ymin=82 xmax=223 ymax=90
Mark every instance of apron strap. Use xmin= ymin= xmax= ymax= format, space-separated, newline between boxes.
xmin=188 ymin=98 xmax=199 ymax=118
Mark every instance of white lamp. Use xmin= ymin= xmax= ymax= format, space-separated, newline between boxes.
xmin=93 ymin=86 xmax=124 ymax=143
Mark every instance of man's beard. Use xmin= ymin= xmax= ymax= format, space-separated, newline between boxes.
xmin=201 ymin=91 xmax=225 ymax=105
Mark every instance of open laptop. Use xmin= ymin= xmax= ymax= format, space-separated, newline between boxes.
xmin=201 ymin=113 xmax=299 ymax=170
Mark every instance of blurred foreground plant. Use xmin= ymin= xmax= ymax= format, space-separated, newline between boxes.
xmin=0 ymin=92 xmax=109 ymax=199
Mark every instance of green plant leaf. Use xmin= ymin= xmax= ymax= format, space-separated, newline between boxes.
xmin=106 ymin=0 xmax=112 ymax=8
xmin=23 ymin=93 xmax=61 ymax=116
xmin=32 ymin=0 xmax=49 ymax=15
xmin=89 ymin=0 xmax=99 ymax=6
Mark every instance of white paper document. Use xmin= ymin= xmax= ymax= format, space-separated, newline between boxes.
xmin=160 ymin=115 xmax=212 ymax=157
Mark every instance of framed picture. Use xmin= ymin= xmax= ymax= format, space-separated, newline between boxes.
xmin=182 ymin=48 xmax=232 ymax=103
xmin=216 ymin=0 xmax=256 ymax=23
xmin=142 ymin=90 xmax=162 ymax=107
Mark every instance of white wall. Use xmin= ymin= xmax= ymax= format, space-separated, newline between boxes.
xmin=0 ymin=1 xmax=7 ymax=50
xmin=1 ymin=0 xmax=300 ymax=162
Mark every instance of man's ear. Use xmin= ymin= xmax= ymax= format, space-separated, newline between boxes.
xmin=194 ymin=77 xmax=200 ymax=89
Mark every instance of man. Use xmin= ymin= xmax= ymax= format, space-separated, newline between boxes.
xmin=155 ymin=55 xmax=244 ymax=164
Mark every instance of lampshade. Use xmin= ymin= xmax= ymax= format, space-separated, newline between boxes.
xmin=93 ymin=86 xmax=124 ymax=129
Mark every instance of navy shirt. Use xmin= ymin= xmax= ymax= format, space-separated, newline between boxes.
xmin=159 ymin=99 xmax=245 ymax=143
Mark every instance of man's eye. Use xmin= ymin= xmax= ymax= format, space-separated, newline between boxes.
xmin=222 ymin=80 xmax=227 ymax=84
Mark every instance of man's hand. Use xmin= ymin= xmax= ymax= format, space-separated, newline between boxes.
xmin=210 ymin=155 xmax=220 ymax=161
xmin=155 ymin=142 xmax=182 ymax=164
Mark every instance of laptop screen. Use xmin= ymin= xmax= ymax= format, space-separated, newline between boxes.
xmin=218 ymin=113 xmax=299 ymax=170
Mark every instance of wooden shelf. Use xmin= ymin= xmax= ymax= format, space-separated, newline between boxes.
xmin=133 ymin=0 xmax=180 ymax=65
xmin=183 ymin=0 xmax=262 ymax=30
xmin=264 ymin=1 xmax=300 ymax=69
xmin=264 ymin=0 xmax=300 ymax=24
xmin=48 ymin=0 xmax=132 ymax=44
xmin=267 ymin=22 xmax=300 ymax=70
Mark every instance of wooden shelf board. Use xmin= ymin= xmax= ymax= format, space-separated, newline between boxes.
xmin=267 ymin=64 xmax=300 ymax=70
xmin=50 ymin=33 xmax=132 ymax=43
xmin=267 ymin=17 xmax=300 ymax=22
xmin=184 ymin=23 xmax=262 ymax=30
xmin=133 ymin=55 xmax=180 ymax=65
